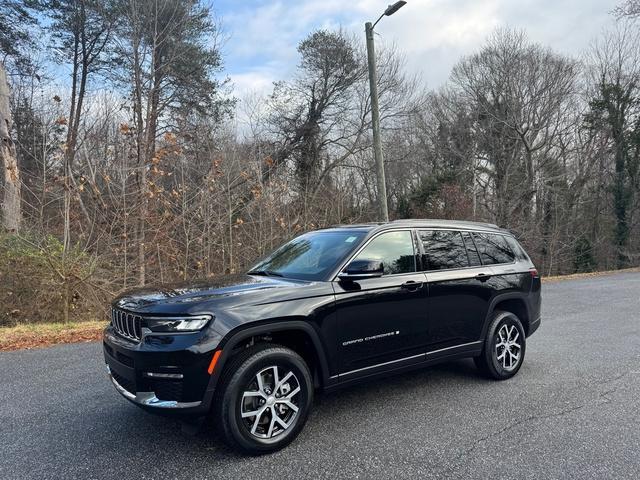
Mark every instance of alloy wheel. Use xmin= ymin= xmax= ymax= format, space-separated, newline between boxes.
xmin=239 ymin=365 xmax=301 ymax=440
xmin=494 ymin=324 xmax=522 ymax=372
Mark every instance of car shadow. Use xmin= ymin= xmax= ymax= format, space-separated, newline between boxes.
xmin=51 ymin=358 xmax=491 ymax=467
xmin=192 ymin=358 xmax=487 ymax=457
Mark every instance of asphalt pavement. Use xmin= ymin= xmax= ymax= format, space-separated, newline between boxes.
xmin=1 ymin=272 xmax=639 ymax=479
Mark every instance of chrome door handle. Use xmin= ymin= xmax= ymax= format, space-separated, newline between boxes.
xmin=401 ymin=281 xmax=423 ymax=291
xmin=476 ymin=273 xmax=491 ymax=282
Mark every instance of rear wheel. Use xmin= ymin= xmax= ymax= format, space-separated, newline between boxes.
xmin=475 ymin=310 xmax=526 ymax=380
xmin=213 ymin=345 xmax=313 ymax=454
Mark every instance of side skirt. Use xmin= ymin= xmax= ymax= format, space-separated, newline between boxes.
xmin=323 ymin=341 xmax=483 ymax=392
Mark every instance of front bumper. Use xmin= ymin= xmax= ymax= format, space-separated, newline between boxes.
xmin=107 ymin=365 xmax=202 ymax=409
xmin=103 ymin=326 xmax=217 ymax=415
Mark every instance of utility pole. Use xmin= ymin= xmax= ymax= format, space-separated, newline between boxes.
xmin=365 ymin=1 xmax=406 ymax=223
xmin=365 ymin=21 xmax=389 ymax=222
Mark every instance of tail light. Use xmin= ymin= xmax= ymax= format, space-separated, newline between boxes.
xmin=530 ymin=268 xmax=539 ymax=278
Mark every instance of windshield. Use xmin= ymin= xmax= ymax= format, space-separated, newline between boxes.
xmin=248 ymin=230 xmax=367 ymax=281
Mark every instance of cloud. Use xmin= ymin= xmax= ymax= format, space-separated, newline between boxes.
xmin=221 ymin=0 xmax=618 ymax=96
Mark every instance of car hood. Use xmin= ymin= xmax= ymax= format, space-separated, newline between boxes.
xmin=112 ymin=274 xmax=318 ymax=314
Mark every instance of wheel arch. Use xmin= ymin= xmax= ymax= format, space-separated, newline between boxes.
xmin=482 ymin=293 xmax=532 ymax=339
xmin=208 ymin=320 xmax=331 ymax=392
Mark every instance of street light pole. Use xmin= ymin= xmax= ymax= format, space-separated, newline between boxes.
xmin=365 ymin=21 xmax=388 ymax=222
xmin=365 ymin=1 xmax=406 ymax=223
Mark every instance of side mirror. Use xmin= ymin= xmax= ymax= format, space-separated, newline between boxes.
xmin=338 ymin=259 xmax=384 ymax=281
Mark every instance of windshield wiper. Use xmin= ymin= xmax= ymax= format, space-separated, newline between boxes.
xmin=247 ymin=269 xmax=284 ymax=277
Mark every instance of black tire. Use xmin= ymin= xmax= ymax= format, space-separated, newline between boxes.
xmin=474 ymin=310 xmax=526 ymax=380
xmin=212 ymin=344 xmax=313 ymax=454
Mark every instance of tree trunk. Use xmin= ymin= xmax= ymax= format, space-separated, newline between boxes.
xmin=0 ymin=64 xmax=22 ymax=232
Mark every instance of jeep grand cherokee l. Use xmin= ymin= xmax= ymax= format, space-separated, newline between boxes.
xmin=104 ymin=220 xmax=541 ymax=454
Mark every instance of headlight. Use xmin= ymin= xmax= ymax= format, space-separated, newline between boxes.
xmin=144 ymin=315 xmax=212 ymax=333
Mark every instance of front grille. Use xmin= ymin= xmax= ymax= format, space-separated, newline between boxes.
xmin=111 ymin=308 xmax=142 ymax=342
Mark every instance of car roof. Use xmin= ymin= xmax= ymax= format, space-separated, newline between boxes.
xmin=324 ymin=219 xmax=508 ymax=234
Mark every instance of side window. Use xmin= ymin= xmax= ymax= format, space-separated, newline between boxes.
xmin=473 ymin=233 xmax=515 ymax=265
xmin=504 ymin=235 xmax=530 ymax=262
xmin=353 ymin=231 xmax=416 ymax=275
xmin=420 ymin=230 xmax=469 ymax=270
xmin=462 ymin=232 xmax=482 ymax=267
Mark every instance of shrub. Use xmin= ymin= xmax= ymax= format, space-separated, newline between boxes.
xmin=0 ymin=234 xmax=107 ymax=326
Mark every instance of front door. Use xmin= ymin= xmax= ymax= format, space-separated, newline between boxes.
xmin=332 ymin=230 xmax=428 ymax=376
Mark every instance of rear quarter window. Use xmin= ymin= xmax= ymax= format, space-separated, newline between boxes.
xmin=504 ymin=235 xmax=531 ymax=262
xmin=420 ymin=230 xmax=469 ymax=270
xmin=473 ymin=233 xmax=515 ymax=265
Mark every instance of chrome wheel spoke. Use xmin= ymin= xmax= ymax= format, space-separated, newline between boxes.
xmin=242 ymin=390 xmax=266 ymax=400
xmin=273 ymin=410 xmax=291 ymax=429
xmin=284 ymin=385 xmax=300 ymax=400
xmin=276 ymin=371 xmax=294 ymax=392
xmin=271 ymin=366 xmax=280 ymax=390
xmin=242 ymin=408 xmax=263 ymax=418
xmin=250 ymin=406 xmax=267 ymax=434
xmin=276 ymin=399 xmax=299 ymax=412
xmin=498 ymin=328 xmax=507 ymax=342
xmin=256 ymin=371 xmax=265 ymax=393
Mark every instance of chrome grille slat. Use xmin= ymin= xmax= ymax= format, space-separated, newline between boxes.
xmin=111 ymin=307 xmax=142 ymax=343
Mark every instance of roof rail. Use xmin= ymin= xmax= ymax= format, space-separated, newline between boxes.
xmin=389 ymin=218 xmax=500 ymax=229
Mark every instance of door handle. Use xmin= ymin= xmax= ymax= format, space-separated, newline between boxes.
xmin=401 ymin=280 xmax=423 ymax=291
xmin=476 ymin=273 xmax=491 ymax=282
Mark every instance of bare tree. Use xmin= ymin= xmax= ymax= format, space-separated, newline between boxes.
xmin=43 ymin=0 xmax=115 ymax=250
xmin=614 ymin=0 xmax=640 ymax=18
xmin=114 ymin=0 xmax=230 ymax=285
xmin=586 ymin=22 xmax=640 ymax=267
xmin=450 ymin=29 xmax=580 ymax=231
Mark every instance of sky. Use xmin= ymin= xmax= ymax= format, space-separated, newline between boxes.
xmin=214 ymin=0 xmax=620 ymax=99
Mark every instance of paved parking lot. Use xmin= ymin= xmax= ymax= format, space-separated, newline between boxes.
xmin=1 ymin=272 xmax=639 ymax=479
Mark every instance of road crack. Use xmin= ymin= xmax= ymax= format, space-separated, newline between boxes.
xmin=432 ymin=371 xmax=635 ymax=478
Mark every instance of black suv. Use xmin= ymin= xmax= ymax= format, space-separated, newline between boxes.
xmin=104 ymin=220 xmax=541 ymax=453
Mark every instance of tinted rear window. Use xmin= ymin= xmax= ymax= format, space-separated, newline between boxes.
xmin=420 ymin=230 xmax=469 ymax=270
xmin=473 ymin=233 xmax=515 ymax=265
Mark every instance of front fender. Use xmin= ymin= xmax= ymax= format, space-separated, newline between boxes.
xmin=203 ymin=319 xmax=331 ymax=398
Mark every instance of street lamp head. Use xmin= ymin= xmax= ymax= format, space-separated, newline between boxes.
xmin=384 ymin=1 xmax=407 ymax=16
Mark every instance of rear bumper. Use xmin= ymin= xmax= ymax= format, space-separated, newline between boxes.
xmin=103 ymin=327 xmax=217 ymax=416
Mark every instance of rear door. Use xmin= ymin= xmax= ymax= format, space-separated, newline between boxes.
xmin=420 ymin=229 xmax=495 ymax=348
xmin=333 ymin=230 xmax=429 ymax=375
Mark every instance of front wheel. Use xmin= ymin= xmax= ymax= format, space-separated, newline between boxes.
xmin=474 ymin=310 xmax=526 ymax=380
xmin=213 ymin=345 xmax=313 ymax=454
